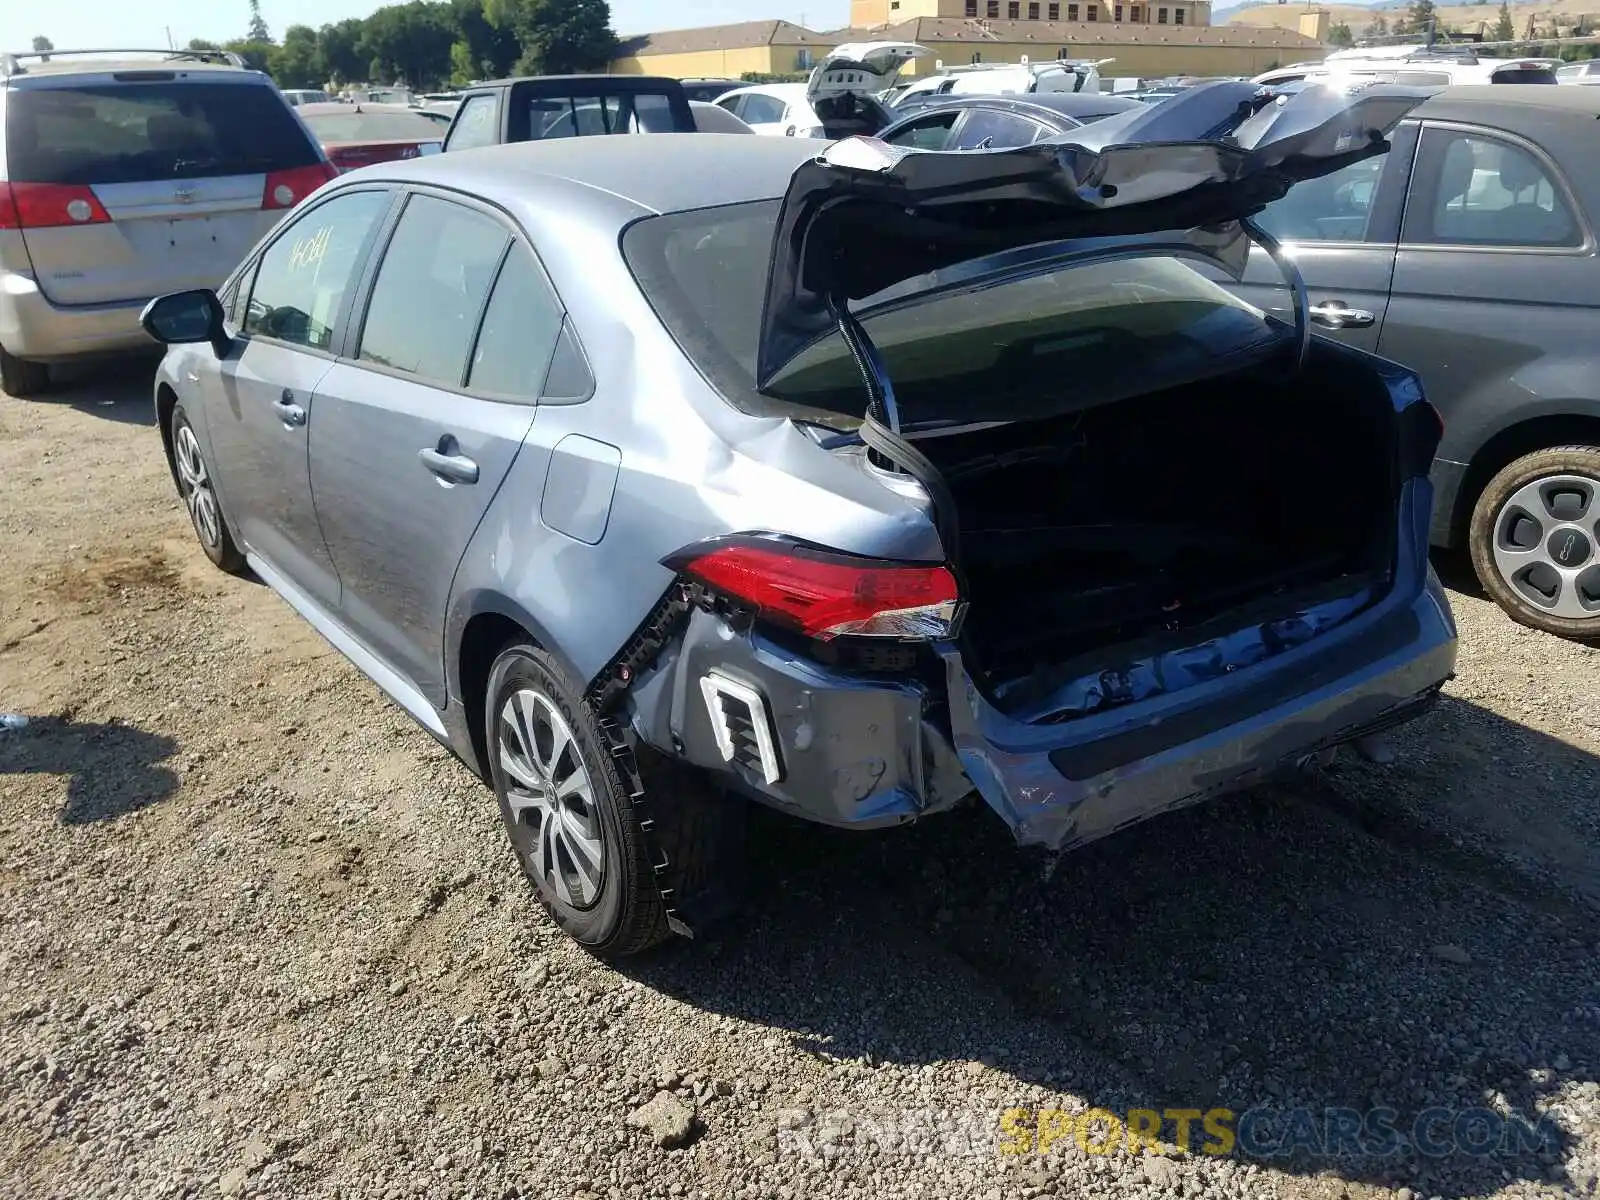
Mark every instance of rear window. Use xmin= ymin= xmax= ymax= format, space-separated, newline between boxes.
xmin=624 ymin=200 xmax=1281 ymax=427
xmin=4 ymin=81 xmax=320 ymax=185
xmin=514 ymin=90 xmax=684 ymax=138
xmin=301 ymin=109 xmax=445 ymax=143
xmin=1491 ymin=65 xmax=1558 ymax=84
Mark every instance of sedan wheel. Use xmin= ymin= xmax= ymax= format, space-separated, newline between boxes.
xmin=1470 ymin=446 xmax=1600 ymax=639
xmin=169 ymin=405 xmax=245 ymax=573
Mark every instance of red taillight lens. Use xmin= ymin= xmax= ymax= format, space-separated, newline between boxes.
xmin=262 ymin=163 xmax=337 ymax=210
xmin=0 ymin=182 xmax=111 ymax=230
xmin=670 ymin=538 xmax=963 ymax=641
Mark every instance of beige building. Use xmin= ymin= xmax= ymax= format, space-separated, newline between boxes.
xmin=852 ymin=0 xmax=1211 ymax=30
xmin=610 ymin=16 xmax=1328 ymax=82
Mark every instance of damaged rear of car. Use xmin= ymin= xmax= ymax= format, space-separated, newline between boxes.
xmin=618 ymin=82 xmax=1456 ymax=873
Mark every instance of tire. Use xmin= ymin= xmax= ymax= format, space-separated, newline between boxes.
xmin=0 ymin=345 xmax=50 ymax=398
xmin=485 ymin=643 xmax=744 ymax=958
xmin=1468 ymin=445 xmax=1600 ymax=640
xmin=170 ymin=405 xmax=246 ymax=574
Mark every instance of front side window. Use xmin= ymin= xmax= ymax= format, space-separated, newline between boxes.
xmin=243 ymin=189 xmax=390 ymax=351
xmin=445 ymin=94 xmax=498 ymax=151
xmin=357 ymin=195 xmax=510 ymax=385
xmin=1253 ymin=155 xmax=1386 ymax=244
xmin=740 ymin=94 xmax=789 ymax=125
xmin=1406 ymin=129 xmax=1582 ymax=248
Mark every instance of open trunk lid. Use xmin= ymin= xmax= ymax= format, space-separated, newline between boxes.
xmin=755 ymin=79 xmax=1430 ymax=387
xmin=806 ymin=43 xmax=929 ymax=106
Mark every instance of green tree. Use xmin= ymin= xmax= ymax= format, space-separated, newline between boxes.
xmin=1493 ymin=0 xmax=1515 ymax=39
xmin=1326 ymin=21 xmax=1355 ymax=46
xmin=1406 ymin=0 xmax=1438 ymax=36
xmin=31 ymin=35 xmax=54 ymax=53
xmin=487 ymin=0 xmax=616 ymax=75
xmin=1363 ymin=12 xmax=1389 ymax=37
xmin=360 ymin=2 xmax=456 ymax=88
xmin=318 ymin=19 xmax=367 ymax=83
xmin=450 ymin=0 xmax=520 ymax=81
xmin=247 ymin=0 xmax=272 ymax=43
xmin=271 ymin=24 xmax=325 ymax=88
xmin=188 ymin=38 xmax=222 ymax=51
xmin=224 ymin=39 xmax=275 ymax=71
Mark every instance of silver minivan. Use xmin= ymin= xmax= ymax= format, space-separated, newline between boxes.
xmin=0 ymin=49 xmax=333 ymax=395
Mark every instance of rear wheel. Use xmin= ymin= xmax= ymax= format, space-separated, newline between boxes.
xmin=1469 ymin=446 xmax=1600 ymax=640
xmin=0 ymin=346 xmax=50 ymax=398
xmin=170 ymin=405 xmax=246 ymax=574
xmin=485 ymin=643 xmax=743 ymax=958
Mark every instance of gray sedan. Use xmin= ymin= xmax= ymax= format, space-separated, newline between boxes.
xmin=139 ymin=86 xmax=1457 ymax=956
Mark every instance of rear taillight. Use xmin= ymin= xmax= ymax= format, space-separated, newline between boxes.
xmin=0 ymin=182 xmax=111 ymax=230
xmin=668 ymin=536 xmax=963 ymax=641
xmin=262 ymin=163 xmax=337 ymax=210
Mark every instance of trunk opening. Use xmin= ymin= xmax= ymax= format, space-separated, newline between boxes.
xmin=913 ymin=343 xmax=1399 ymax=720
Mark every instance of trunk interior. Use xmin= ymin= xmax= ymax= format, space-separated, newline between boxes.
xmin=910 ymin=348 xmax=1400 ymax=718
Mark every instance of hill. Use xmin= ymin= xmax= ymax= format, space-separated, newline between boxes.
xmin=1218 ymin=0 xmax=1600 ymax=35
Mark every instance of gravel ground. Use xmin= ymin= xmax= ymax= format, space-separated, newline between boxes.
xmin=1 ymin=365 xmax=1598 ymax=1200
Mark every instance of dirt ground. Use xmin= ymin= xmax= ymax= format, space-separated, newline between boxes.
xmin=1 ymin=363 xmax=1598 ymax=1200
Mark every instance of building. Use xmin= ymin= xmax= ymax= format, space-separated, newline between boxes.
xmin=851 ymin=0 xmax=1211 ymax=30
xmin=610 ymin=16 xmax=1329 ymax=82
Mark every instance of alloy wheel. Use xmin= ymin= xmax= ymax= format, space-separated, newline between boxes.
xmin=173 ymin=424 xmax=224 ymax=551
xmin=497 ymin=687 xmax=606 ymax=909
xmin=1490 ymin=472 xmax=1600 ymax=621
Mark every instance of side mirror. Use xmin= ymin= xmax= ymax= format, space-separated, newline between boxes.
xmin=141 ymin=289 xmax=231 ymax=358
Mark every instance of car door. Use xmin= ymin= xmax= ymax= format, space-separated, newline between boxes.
xmin=205 ymin=187 xmax=395 ymax=609
xmin=443 ymin=91 xmax=501 ymax=151
xmin=733 ymin=92 xmax=792 ymax=136
xmin=307 ymin=191 xmax=566 ymax=706
xmin=1227 ymin=124 xmax=1417 ymax=354
xmin=1379 ymin=120 xmax=1595 ymax=453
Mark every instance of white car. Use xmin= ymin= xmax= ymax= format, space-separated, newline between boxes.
xmin=888 ymin=58 xmax=1114 ymax=105
xmin=1253 ymin=45 xmax=1560 ymax=88
xmin=1556 ymin=60 xmax=1600 ymax=84
xmin=715 ymin=41 xmax=927 ymax=138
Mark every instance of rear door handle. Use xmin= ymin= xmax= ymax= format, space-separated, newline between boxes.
xmin=418 ymin=442 xmax=479 ymax=485
xmin=273 ymin=389 xmax=307 ymax=427
xmin=1308 ymin=300 xmax=1376 ymax=330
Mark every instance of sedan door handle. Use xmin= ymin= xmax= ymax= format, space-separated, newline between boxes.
xmin=1308 ymin=300 xmax=1376 ymax=330
xmin=418 ymin=444 xmax=479 ymax=486
xmin=273 ymin=389 xmax=307 ymax=427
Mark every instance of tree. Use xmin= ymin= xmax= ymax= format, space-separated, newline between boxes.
xmin=487 ymin=0 xmax=616 ymax=75
xmin=247 ymin=0 xmax=272 ymax=43
xmin=1406 ymin=0 xmax=1438 ymax=37
xmin=360 ymin=2 xmax=456 ymax=88
xmin=1493 ymin=0 xmax=1515 ymax=40
xmin=1326 ymin=21 xmax=1355 ymax=46
xmin=318 ymin=20 xmax=367 ymax=83
xmin=31 ymin=35 xmax=54 ymax=53
xmin=224 ymin=39 xmax=275 ymax=71
xmin=450 ymin=0 xmax=520 ymax=82
xmin=272 ymin=24 xmax=325 ymax=89
xmin=1362 ymin=13 xmax=1389 ymax=37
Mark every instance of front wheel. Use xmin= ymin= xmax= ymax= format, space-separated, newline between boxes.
xmin=1469 ymin=445 xmax=1600 ymax=640
xmin=485 ymin=643 xmax=744 ymax=958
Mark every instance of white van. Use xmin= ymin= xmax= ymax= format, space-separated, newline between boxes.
xmin=1253 ymin=45 xmax=1560 ymax=88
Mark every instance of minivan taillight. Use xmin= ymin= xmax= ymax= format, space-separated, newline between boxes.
xmin=667 ymin=537 xmax=963 ymax=641
xmin=262 ymin=163 xmax=337 ymax=210
xmin=0 ymin=182 xmax=111 ymax=230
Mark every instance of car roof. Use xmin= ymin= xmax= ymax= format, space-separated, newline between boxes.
xmin=1 ymin=54 xmax=255 ymax=82
xmin=298 ymin=101 xmax=432 ymax=116
xmin=1414 ymin=81 xmax=1600 ymax=123
xmin=919 ymin=92 xmax=1142 ymax=117
xmin=466 ymin=74 xmax=683 ymax=90
xmin=356 ymin=132 xmax=820 ymax=217
xmin=721 ymin=83 xmax=808 ymax=99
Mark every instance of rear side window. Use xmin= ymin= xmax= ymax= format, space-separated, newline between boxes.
xmin=515 ymin=90 xmax=683 ymax=138
xmin=624 ymin=200 xmax=1279 ymax=425
xmin=357 ymin=195 xmax=510 ymax=386
xmin=1407 ymin=129 xmax=1582 ymax=247
xmin=1491 ymin=66 xmax=1558 ymax=85
xmin=4 ymin=81 xmax=320 ymax=184
xmin=467 ymin=245 xmax=565 ymax=398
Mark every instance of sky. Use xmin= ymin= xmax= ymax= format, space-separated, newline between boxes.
xmin=1 ymin=0 xmax=855 ymax=60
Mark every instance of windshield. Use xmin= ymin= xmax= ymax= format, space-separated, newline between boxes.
xmin=5 ymin=81 xmax=320 ymax=184
xmin=624 ymin=199 xmax=1282 ymax=428
xmin=302 ymin=109 xmax=444 ymax=142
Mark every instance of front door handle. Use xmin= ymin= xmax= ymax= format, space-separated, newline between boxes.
xmin=418 ymin=441 xmax=479 ymax=485
xmin=273 ymin=389 xmax=307 ymax=427
xmin=1308 ymin=300 xmax=1376 ymax=330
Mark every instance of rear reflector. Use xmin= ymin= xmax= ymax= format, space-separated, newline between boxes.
xmin=262 ymin=163 xmax=337 ymax=210
xmin=668 ymin=536 xmax=963 ymax=641
xmin=0 ymin=182 xmax=111 ymax=230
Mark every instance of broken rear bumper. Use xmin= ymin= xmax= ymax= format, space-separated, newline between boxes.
xmin=945 ymin=569 xmax=1458 ymax=852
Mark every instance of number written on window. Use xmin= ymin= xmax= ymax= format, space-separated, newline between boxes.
xmin=244 ymin=190 xmax=390 ymax=350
